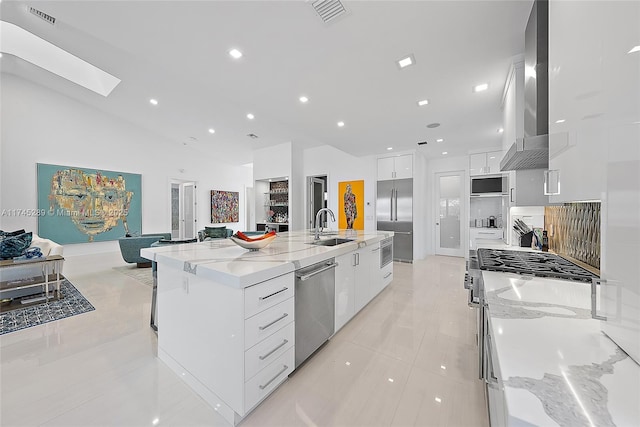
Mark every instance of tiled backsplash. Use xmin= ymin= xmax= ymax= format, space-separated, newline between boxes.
xmin=544 ymin=202 xmax=600 ymax=269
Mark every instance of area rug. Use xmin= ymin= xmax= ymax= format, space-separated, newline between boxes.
xmin=0 ymin=280 xmax=95 ymax=335
xmin=113 ymin=265 xmax=153 ymax=287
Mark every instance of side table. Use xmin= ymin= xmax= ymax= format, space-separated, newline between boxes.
xmin=0 ymin=255 xmax=65 ymax=306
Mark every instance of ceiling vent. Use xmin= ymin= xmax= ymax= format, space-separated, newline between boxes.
xmin=247 ymin=133 xmax=259 ymax=139
xmin=311 ymin=0 xmax=347 ymax=24
xmin=417 ymin=141 xmax=428 ymax=146
xmin=29 ymin=7 xmax=56 ymax=25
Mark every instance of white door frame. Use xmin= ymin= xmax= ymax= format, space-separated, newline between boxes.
xmin=170 ymin=179 xmax=198 ymax=239
xmin=434 ymin=171 xmax=465 ymax=257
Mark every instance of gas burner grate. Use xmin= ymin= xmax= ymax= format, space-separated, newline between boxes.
xmin=476 ymin=249 xmax=598 ymax=283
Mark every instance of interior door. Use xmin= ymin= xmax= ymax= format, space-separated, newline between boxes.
xmin=308 ymin=176 xmax=327 ymax=229
xmin=435 ymin=172 xmax=464 ymax=257
xmin=170 ymin=180 xmax=197 ymax=239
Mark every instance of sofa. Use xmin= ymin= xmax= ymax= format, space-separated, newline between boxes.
xmin=197 ymin=227 xmax=233 ymax=241
xmin=0 ymin=232 xmax=64 ymax=300
xmin=118 ymin=233 xmax=171 ymax=267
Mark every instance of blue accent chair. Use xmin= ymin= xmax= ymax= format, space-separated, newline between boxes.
xmin=118 ymin=233 xmax=171 ymax=267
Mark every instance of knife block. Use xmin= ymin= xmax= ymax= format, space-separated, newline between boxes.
xmin=520 ymin=231 xmax=534 ymax=247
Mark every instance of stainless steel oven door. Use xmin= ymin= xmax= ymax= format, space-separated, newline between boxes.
xmin=380 ymin=237 xmax=393 ymax=267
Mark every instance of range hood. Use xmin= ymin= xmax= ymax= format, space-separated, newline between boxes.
xmin=500 ymin=134 xmax=548 ymax=170
xmin=501 ymin=0 xmax=549 ymax=171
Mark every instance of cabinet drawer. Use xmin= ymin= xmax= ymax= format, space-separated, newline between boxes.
xmin=244 ymin=273 xmax=294 ymax=319
xmin=380 ymin=263 xmax=393 ymax=288
xmin=245 ymin=297 xmax=294 ymax=350
xmin=245 ymin=322 xmax=294 ymax=381
xmin=244 ymin=346 xmax=294 ymax=412
xmin=471 ymin=229 xmax=503 ymax=239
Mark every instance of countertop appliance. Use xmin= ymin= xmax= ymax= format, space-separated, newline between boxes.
xmin=476 ymin=248 xmax=598 ymax=282
xmin=294 ymin=258 xmax=336 ymax=368
xmin=376 ymin=178 xmax=413 ymax=262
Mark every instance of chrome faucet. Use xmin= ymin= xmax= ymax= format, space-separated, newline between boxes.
xmin=314 ymin=208 xmax=335 ymax=240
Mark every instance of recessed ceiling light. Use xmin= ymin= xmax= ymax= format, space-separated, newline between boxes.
xmin=388 ymin=378 xmax=394 ymax=383
xmin=397 ymin=54 xmax=415 ymax=69
xmin=337 ymin=121 xmax=345 ymax=127
xmin=229 ymin=48 xmax=243 ymax=59
xmin=417 ymin=99 xmax=429 ymax=107
xmin=473 ymin=83 xmax=489 ymax=93
xmin=149 ymin=99 xmax=158 ymax=105
xmin=442 ymin=151 xmax=448 ymax=155
xmin=498 ymin=128 xmax=504 ymax=133
xmin=555 ymin=119 xmax=566 ymax=123
xmin=299 ymin=96 xmax=309 ymax=103
xmin=435 ymin=397 xmax=442 ymax=403
xmin=387 ymin=147 xmax=393 ymax=151
xmin=247 ymin=113 xmax=255 ymax=120
xmin=436 ymin=138 xmax=444 ymax=142
xmin=628 ymin=45 xmax=640 ymax=54
xmin=208 ymin=128 xmax=215 ymax=134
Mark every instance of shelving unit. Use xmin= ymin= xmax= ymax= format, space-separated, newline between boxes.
xmin=256 ymin=179 xmax=289 ymax=232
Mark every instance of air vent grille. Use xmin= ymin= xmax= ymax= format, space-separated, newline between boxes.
xmin=417 ymin=141 xmax=428 ymax=146
xmin=29 ymin=7 xmax=56 ymax=25
xmin=247 ymin=133 xmax=259 ymax=139
xmin=311 ymin=0 xmax=346 ymax=23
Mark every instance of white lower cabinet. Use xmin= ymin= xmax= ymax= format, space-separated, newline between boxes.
xmin=156 ymin=265 xmax=295 ymax=425
xmin=335 ymin=252 xmax=356 ymax=332
xmin=354 ymin=246 xmax=375 ymax=312
xmin=470 ymin=228 xmax=504 ymax=250
xmin=335 ymin=242 xmax=391 ymax=333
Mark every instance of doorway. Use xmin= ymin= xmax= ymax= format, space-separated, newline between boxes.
xmin=170 ymin=180 xmax=197 ymax=239
xmin=307 ymin=175 xmax=328 ymax=229
xmin=435 ymin=171 xmax=465 ymax=257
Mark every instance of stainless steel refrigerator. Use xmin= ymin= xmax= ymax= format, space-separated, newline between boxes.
xmin=376 ymin=178 xmax=413 ymax=262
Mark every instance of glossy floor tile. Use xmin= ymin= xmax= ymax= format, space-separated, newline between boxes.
xmin=1 ymin=252 xmax=488 ymax=427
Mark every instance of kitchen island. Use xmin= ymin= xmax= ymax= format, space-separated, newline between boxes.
xmin=482 ymin=270 xmax=640 ymax=426
xmin=141 ymin=230 xmax=393 ymax=426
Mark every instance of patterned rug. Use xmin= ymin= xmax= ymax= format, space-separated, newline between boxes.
xmin=0 ymin=280 xmax=95 ymax=335
xmin=113 ymin=265 xmax=153 ymax=287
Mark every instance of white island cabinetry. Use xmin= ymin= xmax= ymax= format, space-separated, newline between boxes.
xmin=144 ymin=230 xmax=394 ymax=425
xmin=157 ymin=265 xmax=295 ymax=425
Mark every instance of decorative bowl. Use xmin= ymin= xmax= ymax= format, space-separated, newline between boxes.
xmin=229 ymin=234 xmax=277 ymax=251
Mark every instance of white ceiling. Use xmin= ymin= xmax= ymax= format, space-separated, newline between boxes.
xmin=1 ymin=0 xmax=533 ymax=164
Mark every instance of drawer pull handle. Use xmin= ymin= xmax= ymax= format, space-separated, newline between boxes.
xmin=259 ymin=339 xmax=289 ymax=360
xmin=259 ymin=313 xmax=289 ymax=330
xmin=259 ymin=287 xmax=288 ymax=301
xmin=259 ymin=365 xmax=289 ymax=390
xmin=383 ymin=272 xmax=392 ymax=279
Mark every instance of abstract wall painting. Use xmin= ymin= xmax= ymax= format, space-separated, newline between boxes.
xmin=211 ymin=190 xmax=239 ymax=223
xmin=37 ymin=163 xmax=142 ymax=244
xmin=338 ymin=180 xmax=364 ymax=230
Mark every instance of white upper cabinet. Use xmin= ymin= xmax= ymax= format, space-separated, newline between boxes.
xmin=377 ymin=154 xmax=413 ymax=181
xmin=470 ymin=151 xmax=504 ymax=176
xmin=548 ymin=1 xmax=608 ymax=203
xmin=502 ymin=60 xmax=525 ymax=153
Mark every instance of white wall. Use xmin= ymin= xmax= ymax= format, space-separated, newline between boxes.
xmin=303 ymin=145 xmax=376 ymax=232
xmin=0 ymin=74 xmax=252 ymax=256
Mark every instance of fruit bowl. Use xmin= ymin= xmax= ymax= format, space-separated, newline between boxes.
xmin=229 ymin=234 xmax=277 ymax=251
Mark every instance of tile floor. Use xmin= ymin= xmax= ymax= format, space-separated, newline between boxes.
xmin=0 ymin=252 xmax=488 ymax=427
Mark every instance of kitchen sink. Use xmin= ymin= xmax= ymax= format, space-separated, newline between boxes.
xmin=309 ymin=238 xmax=354 ymax=247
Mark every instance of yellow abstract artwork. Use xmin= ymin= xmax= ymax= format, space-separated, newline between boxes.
xmin=338 ymin=180 xmax=364 ymax=230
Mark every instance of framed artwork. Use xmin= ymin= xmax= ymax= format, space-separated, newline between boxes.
xmin=211 ymin=190 xmax=239 ymax=223
xmin=338 ymin=180 xmax=364 ymax=230
xmin=37 ymin=163 xmax=142 ymax=244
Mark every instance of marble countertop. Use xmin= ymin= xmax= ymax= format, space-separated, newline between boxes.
xmin=141 ymin=230 xmax=392 ymax=288
xmin=482 ymin=270 xmax=640 ymax=426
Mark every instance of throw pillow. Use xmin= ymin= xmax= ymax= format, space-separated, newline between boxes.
xmin=0 ymin=232 xmax=33 ymax=259
xmin=0 ymin=229 xmax=26 ymax=238
xmin=205 ymin=226 xmax=227 ymax=239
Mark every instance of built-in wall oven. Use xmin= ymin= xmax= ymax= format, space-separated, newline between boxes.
xmin=380 ymin=237 xmax=393 ymax=268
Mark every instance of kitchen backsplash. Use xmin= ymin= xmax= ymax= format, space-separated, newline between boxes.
xmin=544 ymin=202 xmax=600 ymax=269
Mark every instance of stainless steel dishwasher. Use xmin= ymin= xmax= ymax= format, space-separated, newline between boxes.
xmin=295 ymin=258 xmax=337 ymax=368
